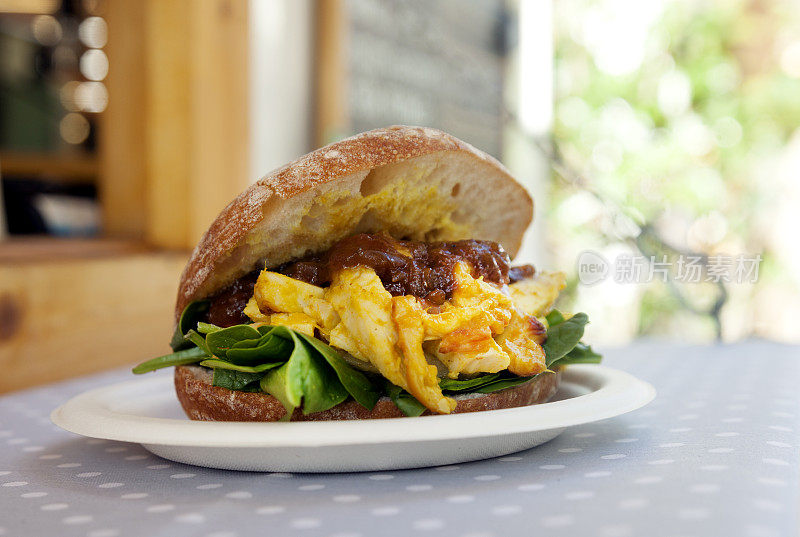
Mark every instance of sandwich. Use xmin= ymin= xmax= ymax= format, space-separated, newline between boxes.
xmin=132 ymin=126 xmax=601 ymax=421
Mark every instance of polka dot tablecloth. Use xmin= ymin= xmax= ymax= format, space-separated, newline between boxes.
xmin=1 ymin=341 xmax=798 ymax=537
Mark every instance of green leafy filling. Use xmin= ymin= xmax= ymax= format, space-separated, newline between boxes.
xmin=134 ymin=301 xmax=600 ymax=418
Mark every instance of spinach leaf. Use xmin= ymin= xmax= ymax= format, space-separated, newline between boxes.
xmin=132 ymin=346 xmax=207 ymax=374
xmin=384 ymin=382 xmax=426 ymax=417
xmin=185 ymin=329 xmax=212 ymax=355
xmin=545 ymin=309 xmax=566 ymax=327
xmin=205 ymin=325 xmax=262 ymax=358
xmin=552 ymin=342 xmax=602 ymax=366
xmin=439 ymin=372 xmax=504 ymax=393
xmin=260 ymin=330 xmax=349 ymax=417
xmin=544 ymin=312 xmax=589 ymax=366
xmin=213 ymin=368 xmax=264 ymax=391
xmin=197 ymin=322 xmax=221 ymax=334
xmin=225 ymin=328 xmax=293 ymax=364
xmin=474 ymin=375 xmax=537 ymax=393
xmin=260 ymin=362 xmax=299 ymax=420
xmin=199 ymin=359 xmax=282 ymax=373
xmin=297 ymin=332 xmax=380 ymax=410
xmin=169 ymin=300 xmax=210 ymax=351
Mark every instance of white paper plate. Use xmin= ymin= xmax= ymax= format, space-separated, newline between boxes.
xmin=51 ymin=365 xmax=654 ymax=472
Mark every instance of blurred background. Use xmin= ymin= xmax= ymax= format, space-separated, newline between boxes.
xmin=1 ymin=0 xmax=798 ymax=392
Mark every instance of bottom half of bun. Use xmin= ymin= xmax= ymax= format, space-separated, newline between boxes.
xmin=174 ymin=365 xmax=561 ymax=422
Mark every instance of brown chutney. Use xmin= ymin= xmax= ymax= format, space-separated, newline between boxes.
xmin=206 ymin=233 xmax=535 ymax=327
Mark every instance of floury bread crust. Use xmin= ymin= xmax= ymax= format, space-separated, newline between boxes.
xmin=175 ymin=126 xmax=534 ymax=318
xmin=175 ymin=365 xmax=561 ymax=422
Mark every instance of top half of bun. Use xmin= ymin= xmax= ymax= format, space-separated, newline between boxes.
xmin=176 ymin=125 xmax=534 ymax=317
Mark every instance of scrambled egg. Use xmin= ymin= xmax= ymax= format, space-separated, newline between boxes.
xmin=247 ymin=262 xmax=565 ymax=413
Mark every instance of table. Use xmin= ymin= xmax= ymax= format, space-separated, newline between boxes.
xmin=1 ymin=341 xmax=797 ymax=537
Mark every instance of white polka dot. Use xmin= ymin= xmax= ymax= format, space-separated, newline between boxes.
xmin=753 ymin=499 xmax=783 ymax=512
xmin=7 ymin=438 xmax=29 ymax=445
xmin=474 ymin=474 xmax=501 ymax=481
xmin=124 ymin=455 xmax=148 ymax=461
xmin=41 ymin=503 xmax=69 ymax=511
xmin=447 ymin=495 xmax=475 ymax=503
xmin=492 ymin=505 xmax=522 ymax=516
xmin=291 ymin=518 xmax=321 ymax=529
xmin=678 ymin=414 xmax=698 ymax=421
xmin=76 ymin=472 xmax=102 ymax=478
xmin=225 ymin=491 xmax=252 ymax=499
xmin=2 ymin=481 xmax=27 ymax=487
xmin=771 ymin=411 xmax=793 ymax=418
xmin=518 ymin=483 xmax=545 ymax=491
xmin=170 ymin=473 xmax=196 ymax=479
xmin=196 ymin=483 xmax=223 ymax=490
xmin=618 ymin=498 xmax=648 ymax=510
xmin=601 ymin=454 xmax=626 ymax=460
xmin=634 ymin=476 xmax=663 ymax=484
xmin=659 ymin=442 xmax=685 ymax=448
xmin=678 ymin=508 xmax=710 ymax=520
xmin=298 ymin=484 xmax=324 ymax=491
xmin=574 ymin=432 xmax=596 ymax=438
xmin=175 ymin=513 xmax=205 ymax=524
xmin=120 ymin=493 xmax=148 ymax=500
xmin=585 ymin=471 xmax=612 ymax=478
xmin=647 ymin=459 xmax=674 ymax=465
xmin=39 ymin=454 xmax=62 ymax=460
xmin=405 ymin=484 xmax=432 ymax=491
xmin=413 ymin=519 xmax=444 ymax=531
xmin=147 ymin=464 xmax=170 ymax=470
xmin=768 ymin=425 xmax=792 ymax=432
xmin=700 ymin=465 xmax=729 ymax=471
xmin=708 ymin=447 xmax=734 ymax=454
xmin=20 ymin=492 xmax=47 ymax=498
xmin=22 ymin=446 xmax=44 ymax=453
xmin=689 ymin=484 xmax=720 ymax=494
xmin=722 ymin=417 xmax=744 ymax=423
xmin=57 ymin=463 xmax=81 ymax=468
xmin=367 ymin=474 xmax=394 ymax=481
xmin=615 ymin=438 xmax=638 ymax=443
xmin=104 ymin=447 xmax=127 ymax=453
xmin=0 ymin=471 xmax=9 ymax=476
xmin=564 ymin=491 xmax=594 ymax=500
xmin=766 ymin=441 xmax=791 ymax=448
xmin=715 ymin=432 xmax=739 ymax=437
xmin=146 ymin=504 xmax=175 ymax=513
xmin=757 ymin=477 xmax=787 ymax=487
xmin=686 ymin=401 xmax=707 ymax=408
xmin=333 ymin=495 xmax=361 ymax=503
xmin=669 ymin=427 xmax=692 ymax=432
xmin=539 ymin=465 xmax=565 ymax=470
xmin=98 ymin=482 xmax=124 ymax=489
xmin=727 ymin=404 xmax=747 ymax=411
xmin=371 ymin=507 xmax=400 ymax=516
xmin=541 ymin=515 xmax=574 ymax=528
xmin=62 ymin=515 xmax=93 ymax=525
xmin=762 ymin=458 xmax=789 ymax=466
xmin=88 ymin=530 xmax=120 ymax=537
xmin=498 ymin=456 xmax=522 ymax=462
xmin=558 ymin=447 xmax=582 ymax=453
xmin=435 ymin=465 xmax=460 ymax=471
xmin=256 ymin=505 xmax=285 ymax=515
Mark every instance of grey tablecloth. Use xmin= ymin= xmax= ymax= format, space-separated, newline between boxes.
xmin=0 ymin=341 xmax=798 ymax=537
